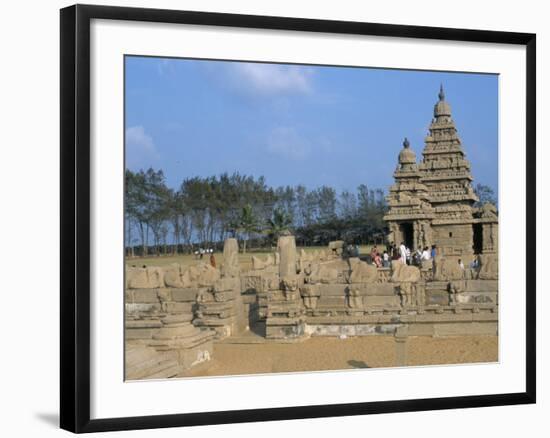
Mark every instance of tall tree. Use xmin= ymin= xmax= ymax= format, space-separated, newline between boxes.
xmin=316 ymin=186 xmax=337 ymax=223
xmin=266 ymin=207 xmax=293 ymax=245
xmin=237 ymin=204 xmax=260 ymax=253
xmin=338 ymin=190 xmax=357 ymax=220
xmin=474 ymin=184 xmax=497 ymax=207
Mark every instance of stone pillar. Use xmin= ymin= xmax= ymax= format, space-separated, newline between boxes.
xmin=278 ymin=235 xmax=297 ymax=278
xmin=221 ymin=238 xmax=240 ymax=278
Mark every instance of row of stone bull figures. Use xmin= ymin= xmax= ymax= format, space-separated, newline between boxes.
xmin=125 ymin=236 xmax=498 ymax=378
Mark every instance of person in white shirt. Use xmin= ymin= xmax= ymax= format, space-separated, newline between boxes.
xmin=421 ymin=246 xmax=431 ymax=261
xmin=382 ymin=250 xmax=390 ymax=267
xmin=399 ymin=242 xmax=407 ymax=265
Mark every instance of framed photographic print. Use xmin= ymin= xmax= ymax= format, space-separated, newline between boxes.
xmin=60 ymin=4 xmax=536 ymax=433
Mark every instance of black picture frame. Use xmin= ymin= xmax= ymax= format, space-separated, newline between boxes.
xmin=60 ymin=4 xmax=536 ymax=433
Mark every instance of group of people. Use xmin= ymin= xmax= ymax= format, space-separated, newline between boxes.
xmin=193 ymin=247 xmax=217 ymax=268
xmin=378 ymin=242 xmax=438 ymax=267
xmin=369 ymin=245 xmax=391 ymax=268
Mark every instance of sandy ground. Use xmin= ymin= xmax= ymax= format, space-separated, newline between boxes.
xmin=180 ymin=334 xmax=498 ymax=378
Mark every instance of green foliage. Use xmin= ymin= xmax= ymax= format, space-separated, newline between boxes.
xmin=125 ymin=168 xmax=389 ymax=254
xmin=236 ymin=204 xmax=261 ymax=253
xmin=266 ymin=207 xmax=293 ymax=244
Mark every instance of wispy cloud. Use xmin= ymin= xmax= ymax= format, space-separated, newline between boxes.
xmin=157 ymin=59 xmax=176 ymax=76
xmin=266 ymin=126 xmax=311 ymax=160
xmin=125 ymin=125 xmax=159 ymax=169
xmin=228 ymin=63 xmax=314 ymax=95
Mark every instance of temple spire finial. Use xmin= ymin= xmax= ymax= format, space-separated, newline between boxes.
xmin=438 ymin=83 xmax=445 ymax=101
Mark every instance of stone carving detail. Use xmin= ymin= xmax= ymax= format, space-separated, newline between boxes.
xmin=347 ymin=288 xmax=364 ymax=309
xmin=347 ymin=258 xmax=378 ymax=284
xmin=252 ymin=254 xmax=276 ymax=270
xmin=448 ymin=280 xmax=466 ymax=305
xmin=300 ymin=284 xmax=320 ymax=309
xmin=306 ymin=263 xmax=339 ymax=284
xmin=433 ymin=258 xmax=464 ymax=281
xmin=478 ymin=253 xmax=498 ymax=280
xmin=328 ymin=240 xmax=345 ymax=257
xmin=391 ymin=261 xmax=421 ymax=283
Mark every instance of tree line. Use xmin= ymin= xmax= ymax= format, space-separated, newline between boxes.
xmin=125 ymin=168 xmax=496 ymax=257
xmin=125 ymin=168 xmax=389 ymax=256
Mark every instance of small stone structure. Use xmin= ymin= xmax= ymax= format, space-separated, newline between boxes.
xmin=125 ymin=87 xmax=498 ymax=378
xmin=125 ymin=239 xmax=243 ymax=380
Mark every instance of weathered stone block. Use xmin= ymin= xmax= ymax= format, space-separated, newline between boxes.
xmin=133 ymin=289 xmax=160 ymax=304
xmin=213 ymin=277 xmax=240 ymax=292
xmin=457 ymin=292 xmax=497 ymax=305
xmin=125 ymin=328 xmax=158 ymax=340
xmin=317 ymin=284 xmax=347 ymax=297
xmin=365 ymin=283 xmax=397 ymax=296
xmin=164 ymin=302 xmax=194 ymax=313
xmin=171 ymin=288 xmax=200 ymax=302
xmin=126 ymin=268 xmax=149 ymax=289
xmin=465 ymin=280 xmax=498 ymax=293
xmin=318 ymin=296 xmax=346 ymax=307
xmin=125 ymin=303 xmax=161 ymax=313
xmin=426 ymin=291 xmax=449 ymax=306
xmin=364 ymin=296 xmax=401 ymax=307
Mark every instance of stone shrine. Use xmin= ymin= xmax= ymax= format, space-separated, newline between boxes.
xmin=384 ymin=85 xmax=498 ymax=263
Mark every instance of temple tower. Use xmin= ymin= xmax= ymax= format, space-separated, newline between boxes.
xmin=385 ymin=86 xmax=497 ymax=263
xmin=418 ymin=85 xmax=478 ymax=258
xmin=384 ymin=138 xmax=434 ymax=250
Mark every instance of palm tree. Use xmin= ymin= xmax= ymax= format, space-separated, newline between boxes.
xmin=237 ymin=204 xmax=260 ymax=253
xmin=266 ymin=208 xmax=293 ymax=245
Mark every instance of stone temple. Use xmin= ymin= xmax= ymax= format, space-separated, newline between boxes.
xmin=384 ymin=86 xmax=498 ymax=263
xmin=124 ymin=86 xmax=499 ymax=379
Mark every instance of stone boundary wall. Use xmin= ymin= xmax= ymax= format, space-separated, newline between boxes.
xmin=243 ymin=237 xmax=498 ymax=340
xmin=125 ymin=238 xmax=243 ymax=380
xmin=124 ymin=237 xmax=499 ymax=378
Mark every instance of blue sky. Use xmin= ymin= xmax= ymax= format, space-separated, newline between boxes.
xmin=125 ymin=56 xmax=498 ymax=194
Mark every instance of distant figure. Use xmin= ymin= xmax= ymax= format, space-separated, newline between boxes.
xmin=399 ymin=242 xmax=407 ymax=264
xmin=373 ymin=253 xmax=382 ymax=268
xmin=430 ymin=244 xmax=437 ymax=259
xmin=470 ymin=256 xmax=480 ymax=269
xmin=382 ymin=251 xmax=390 ymax=268
xmin=370 ymin=245 xmax=378 ymax=261
xmin=458 ymin=259 xmax=464 ymax=270
xmin=210 ymin=253 xmax=216 ymax=268
xmin=392 ymin=244 xmax=400 ymax=261
xmin=431 ymin=244 xmax=437 ymax=270
xmin=421 ymin=246 xmax=431 ymax=261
